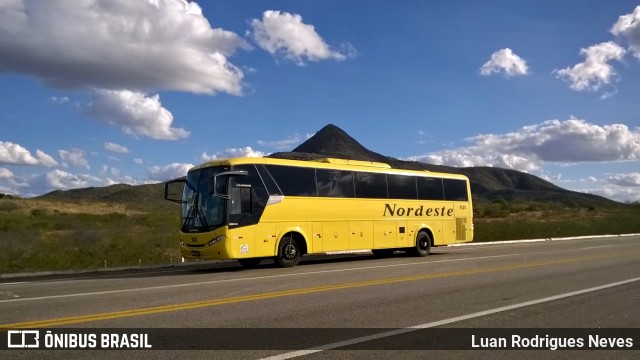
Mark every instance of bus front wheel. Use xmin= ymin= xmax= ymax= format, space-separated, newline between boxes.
xmin=412 ymin=231 xmax=431 ymax=257
xmin=275 ymin=235 xmax=301 ymax=267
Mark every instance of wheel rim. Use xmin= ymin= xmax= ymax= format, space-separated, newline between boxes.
xmin=419 ymin=236 xmax=428 ymax=250
xmin=283 ymin=242 xmax=297 ymax=260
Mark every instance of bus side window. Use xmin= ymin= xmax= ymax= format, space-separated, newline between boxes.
xmin=265 ymin=165 xmax=317 ymax=197
xmin=354 ymin=172 xmax=387 ymax=199
xmin=443 ymin=178 xmax=469 ymax=201
xmin=317 ymin=170 xmax=354 ymax=198
xmin=418 ymin=177 xmax=445 ymax=201
xmin=388 ymin=174 xmax=417 ymax=200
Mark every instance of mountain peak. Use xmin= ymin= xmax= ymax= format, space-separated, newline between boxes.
xmin=291 ymin=124 xmax=388 ymax=162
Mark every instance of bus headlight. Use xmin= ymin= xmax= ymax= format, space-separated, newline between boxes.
xmin=208 ymin=235 xmax=225 ymax=247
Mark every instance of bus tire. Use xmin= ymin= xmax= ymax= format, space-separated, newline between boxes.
xmin=412 ymin=231 xmax=431 ymax=257
xmin=238 ymin=258 xmax=262 ymax=268
xmin=275 ymin=235 xmax=301 ymax=267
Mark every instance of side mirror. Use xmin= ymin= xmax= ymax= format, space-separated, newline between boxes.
xmin=210 ymin=170 xmax=248 ymax=198
xmin=164 ymin=177 xmax=186 ymax=203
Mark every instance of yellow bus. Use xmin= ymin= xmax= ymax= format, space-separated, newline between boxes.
xmin=164 ymin=157 xmax=473 ymax=267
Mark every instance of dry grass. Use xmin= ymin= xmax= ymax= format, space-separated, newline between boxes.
xmin=473 ymin=205 xmax=640 ymax=241
xmin=0 ymin=198 xmax=180 ymax=274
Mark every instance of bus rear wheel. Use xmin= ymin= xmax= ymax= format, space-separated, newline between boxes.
xmin=275 ymin=235 xmax=301 ymax=267
xmin=411 ymin=231 xmax=431 ymax=257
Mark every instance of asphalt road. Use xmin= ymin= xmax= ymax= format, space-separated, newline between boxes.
xmin=1 ymin=235 xmax=639 ymax=359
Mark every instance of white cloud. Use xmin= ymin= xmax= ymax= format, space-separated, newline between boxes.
xmin=0 ymin=185 xmax=19 ymax=196
xmin=480 ymin=48 xmax=529 ymax=77
xmin=541 ymin=173 xmax=562 ymax=182
xmin=45 ymin=169 xmax=94 ymax=190
xmin=49 ymin=96 xmax=69 ymax=104
xmin=133 ymin=158 xmax=144 ymax=165
xmin=0 ymin=141 xmax=58 ymax=167
xmin=250 ymin=10 xmax=356 ymax=66
xmin=257 ymin=133 xmax=312 ymax=150
xmin=58 ymin=148 xmax=90 ymax=169
xmin=0 ymin=167 xmax=13 ymax=179
xmin=0 ymin=167 xmax=28 ymax=195
xmin=587 ymin=186 xmax=640 ymax=203
xmin=85 ymin=89 xmax=189 ymax=140
xmin=408 ymin=118 xmax=640 ymax=172
xmin=607 ymin=173 xmax=640 ymax=187
xmin=611 ymin=6 xmax=640 ymax=59
xmin=201 ymin=147 xmax=266 ymax=161
xmin=416 ymin=151 xmax=540 ymax=172
xmin=554 ymin=41 xmax=626 ymax=93
xmin=147 ymin=163 xmax=193 ymax=181
xmin=0 ymin=0 xmax=249 ymax=95
xmin=99 ymin=165 xmax=130 ymax=181
xmin=104 ymin=142 xmax=130 ymax=154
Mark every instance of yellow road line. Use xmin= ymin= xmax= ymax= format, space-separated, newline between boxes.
xmin=1 ymin=250 xmax=638 ymax=329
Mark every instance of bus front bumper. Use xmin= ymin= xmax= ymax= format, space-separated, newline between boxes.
xmin=179 ymin=234 xmax=232 ymax=260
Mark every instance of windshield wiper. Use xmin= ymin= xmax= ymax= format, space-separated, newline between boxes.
xmin=182 ymin=194 xmax=209 ymax=232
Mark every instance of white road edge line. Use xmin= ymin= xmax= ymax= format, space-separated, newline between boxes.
xmin=581 ymin=245 xmax=614 ymax=250
xmin=259 ymin=276 xmax=640 ymax=360
xmin=0 ymin=253 xmax=520 ymax=303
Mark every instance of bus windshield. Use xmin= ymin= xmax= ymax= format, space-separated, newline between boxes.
xmin=182 ymin=166 xmax=228 ymax=233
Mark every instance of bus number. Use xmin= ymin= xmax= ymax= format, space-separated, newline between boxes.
xmin=459 ymin=205 xmax=467 ymax=210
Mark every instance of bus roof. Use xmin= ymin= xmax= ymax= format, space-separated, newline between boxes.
xmin=190 ymin=157 xmax=468 ymax=180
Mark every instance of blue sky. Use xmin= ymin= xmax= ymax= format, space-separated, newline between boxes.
xmin=1 ymin=0 xmax=640 ymax=202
